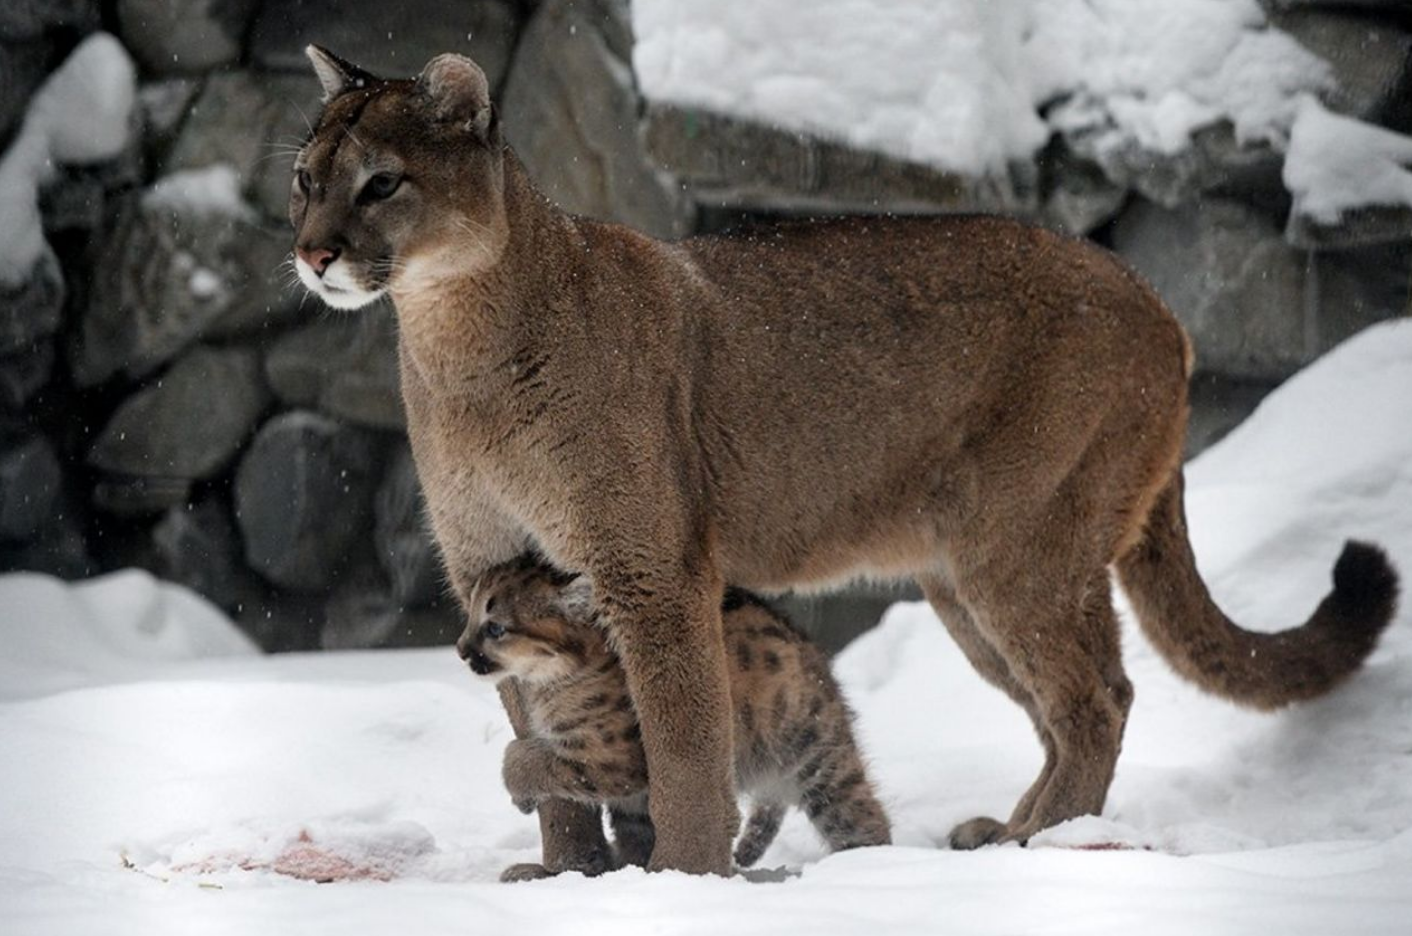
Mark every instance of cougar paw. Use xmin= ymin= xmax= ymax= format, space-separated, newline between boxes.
xmin=949 ymin=816 xmax=1008 ymax=851
xmin=512 ymin=795 xmax=538 ymax=815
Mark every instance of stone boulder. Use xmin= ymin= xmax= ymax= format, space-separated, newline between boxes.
xmin=249 ymin=0 xmax=520 ymax=90
xmin=0 ymin=249 xmax=64 ymax=357
xmin=0 ymin=340 xmax=53 ymax=411
xmin=116 ymin=0 xmax=259 ymax=75
xmin=1274 ymin=7 xmax=1412 ymax=130
xmin=503 ymin=0 xmax=695 ymax=239
xmin=0 ymin=1 xmax=99 ymax=41
xmin=88 ymin=345 xmax=269 ymax=480
xmin=151 ymin=497 xmax=264 ymax=613
xmin=1113 ymin=197 xmax=1409 ymax=380
xmin=0 ymin=37 xmax=54 ymax=148
xmin=160 ymin=70 xmax=322 ymax=221
xmin=74 ymin=168 xmax=296 ymax=386
xmin=0 ymin=434 xmax=61 ymax=541
xmin=265 ymin=304 xmax=404 ymax=430
xmin=234 ymin=410 xmax=383 ymax=593
xmin=374 ymin=445 xmax=442 ymax=608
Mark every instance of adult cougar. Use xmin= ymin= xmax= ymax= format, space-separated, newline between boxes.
xmin=289 ymin=47 xmax=1399 ymax=875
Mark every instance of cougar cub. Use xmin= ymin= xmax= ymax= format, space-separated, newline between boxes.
xmin=457 ymin=556 xmax=891 ymax=870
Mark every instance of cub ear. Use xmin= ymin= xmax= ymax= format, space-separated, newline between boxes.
xmin=305 ymin=45 xmax=375 ymax=103
xmin=549 ymin=574 xmax=596 ymax=622
xmin=417 ymin=53 xmax=493 ymax=139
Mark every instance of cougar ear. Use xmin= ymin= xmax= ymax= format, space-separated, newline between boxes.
xmin=417 ymin=53 xmax=493 ymax=138
xmin=305 ymin=45 xmax=375 ymax=103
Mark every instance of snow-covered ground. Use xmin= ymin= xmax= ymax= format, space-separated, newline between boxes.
xmin=3 ymin=319 xmax=1411 ymax=934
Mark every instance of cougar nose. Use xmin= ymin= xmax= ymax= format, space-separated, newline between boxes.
xmin=297 ymin=246 xmax=340 ymax=276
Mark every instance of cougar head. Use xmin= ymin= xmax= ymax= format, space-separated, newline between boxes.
xmin=289 ymin=45 xmax=505 ymax=310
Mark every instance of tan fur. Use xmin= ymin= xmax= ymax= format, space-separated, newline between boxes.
xmin=292 ymin=48 xmax=1400 ymax=874
xmin=456 ymin=557 xmax=891 ymax=874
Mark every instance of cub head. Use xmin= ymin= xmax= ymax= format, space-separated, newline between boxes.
xmin=289 ymin=45 xmax=505 ymax=310
xmin=455 ymin=555 xmax=600 ymax=685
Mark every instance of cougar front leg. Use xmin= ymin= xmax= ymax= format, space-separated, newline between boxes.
xmin=593 ymin=561 xmax=738 ymax=876
xmin=496 ymin=680 xmax=612 ymax=882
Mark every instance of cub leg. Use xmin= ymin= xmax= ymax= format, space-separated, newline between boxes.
xmin=502 ymin=738 xmax=649 ymax=810
xmin=918 ymin=575 xmax=1057 ymax=850
xmin=797 ymin=755 xmax=892 ymax=856
xmin=495 ymin=680 xmax=612 ymax=882
xmin=958 ymin=567 xmax=1134 ymax=846
xmin=732 ymin=801 xmax=786 ymax=869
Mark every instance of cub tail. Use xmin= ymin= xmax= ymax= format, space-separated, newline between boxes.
xmin=732 ymin=801 xmax=786 ymax=869
xmin=1116 ymin=469 xmax=1398 ymax=710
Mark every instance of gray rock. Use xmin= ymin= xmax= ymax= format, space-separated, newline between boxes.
xmin=322 ymin=572 xmax=401 ymax=650
xmin=162 ymin=70 xmax=323 ymax=221
xmin=0 ymin=0 xmax=99 ymax=41
xmin=503 ymin=0 xmax=695 ymax=240
xmin=1113 ymin=197 xmax=1409 ymax=380
xmin=374 ymin=445 xmax=442 ymax=608
xmin=138 ymin=79 xmax=201 ymax=153
xmin=1065 ymin=120 xmax=1286 ymax=211
xmin=39 ymin=131 xmax=146 ymax=233
xmin=1038 ymin=141 xmax=1129 ymax=236
xmin=0 ymin=435 xmax=61 ymax=540
xmin=0 ymin=38 xmax=54 ymax=148
xmin=265 ymin=303 xmax=404 ymax=430
xmin=73 ymin=181 xmax=296 ymax=387
xmin=152 ymin=497 xmax=262 ymax=613
xmin=644 ymin=104 xmax=1039 ymax=218
xmin=249 ymin=0 xmax=520 ymax=90
xmin=234 ymin=410 xmax=382 ymax=593
xmin=0 ymin=339 xmax=53 ymax=411
xmin=0 ymin=249 xmax=64 ymax=356
xmin=232 ymin=590 xmax=324 ymax=652
xmin=91 ymin=475 xmax=192 ymax=516
xmin=116 ymin=0 xmax=259 ymax=75
xmin=88 ymin=345 xmax=269 ymax=479
xmin=1286 ymin=203 xmax=1412 ymax=249
xmin=1275 ymin=8 xmax=1412 ymax=129
xmin=0 ymin=493 xmax=91 ymax=578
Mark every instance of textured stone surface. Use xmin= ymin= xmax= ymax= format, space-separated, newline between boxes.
xmin=645 ymin=104 xmax=1039 ymax=217
xmin=38 ymin=137 xmax=145 ymax=234
xmin=88 ymin=345 xmax=269 ymax=479
xmin=0 ymin=37 xmax=54 ymax=148
xmin=74 ymin=183 xmax=295 ymax=386
xmin=1277 ymin=8 xmax=1412 ymax=130
xmin=503 ymin=0 xmax=694 ymax=239
xmin=117 ymin=0 xmax=259 ymax=75
xmin=0 ymin=340 xmax=53 ymax=411
xmin=1037 ymin=141 xmax=1129 ymax=236
xmin=90 ymin=475 xmax=192 ymax=516
xmin=0 ymin=435 xmax=61 ymax=540
xmin=249 ymin=0 xmax=520 ymax=89
xmin=0 ymin=250 xmax=64 ymax=357
xmin=162 ymin=70 xmax=322 ymax=221
xmin=0 ymin=492 xmax=91 ymax=577
xmin=265 ymin=304 xmax=404 ymax=430
xmin=1114 ymin=197 xmax=1410 ymax=380
xmin=152 ymin=497 xmax=265 ymax=613
xmin=0 ymin=0 xmax=99 ymax=41
xmin=1286 ymin=203 xmax=1412 ymax=249
xmin=374 ymin=445 xmax=442 ymax=608
xmin=138 ymin=79 xmax=201 ymax=153
xmin=235 ymin=411 xmax=382 ymax=592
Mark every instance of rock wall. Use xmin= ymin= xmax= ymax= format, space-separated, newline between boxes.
xmin=0 ymin=0 xmax=1406 ymax=652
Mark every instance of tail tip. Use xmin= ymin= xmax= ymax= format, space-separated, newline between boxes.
xmin=1331 ymin=540 xmax=1399 ymax=632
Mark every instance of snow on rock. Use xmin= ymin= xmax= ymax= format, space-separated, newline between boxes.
xmin=142 ymin=163 xmax=258 ymax=221
xmin=1 ymin=321 xmax=1410 ymax=933
xmin=1284 ymin=95 xmax=1412 ymax=225
xmin=631 ymin=0 xmax=1329 ymax=176
xmin=0 ymin=33 xmax=137 ymax=285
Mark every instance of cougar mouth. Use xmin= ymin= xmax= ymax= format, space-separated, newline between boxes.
xmin=294 ymin=254 xmax=386 ymax=310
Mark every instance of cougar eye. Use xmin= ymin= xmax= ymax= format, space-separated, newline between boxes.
xmin=484 ymin=621 xmax=506 ymax=640
xmin=296 ymin=169 xmax=311 ymax=193
xmin=361 ymin=172 xmax=402 ymax=203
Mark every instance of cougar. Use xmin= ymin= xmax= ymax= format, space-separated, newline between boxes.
xmin=456 ymin=555 xmax=890 ymax=879
xmin=289 ymin=46 xmax=1400 ymax=875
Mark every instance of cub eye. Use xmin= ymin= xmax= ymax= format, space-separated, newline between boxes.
xmin=484 ymin=622 xmax=506 ymax=640
xmin=296 ymin=169 xmax=311 ymax=193
xmin=361 ymin=172 xmax=402 ymax=202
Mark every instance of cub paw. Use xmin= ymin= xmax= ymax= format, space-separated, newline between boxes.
xmin=500 ymin=862 xmax=554 ymax=883
xmin=948 ymin=816 xmax=1008 ymax=850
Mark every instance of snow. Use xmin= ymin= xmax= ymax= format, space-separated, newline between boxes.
xmin=0 ymin=33 xmax=136 ymax=285
xmin=1284 ymin=95 xmax=1412 ymax=224
xmin=3 ymin=320 xmax=1412 ymax=933
xmin=631 ymin=0 xmax=1330 ymax=177
xmin=142 ymin=164 xmax=258 ymax=221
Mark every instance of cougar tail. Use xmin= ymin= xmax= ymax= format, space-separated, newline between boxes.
xmin=1116 ymin=469 xmax=1399 ymax=710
